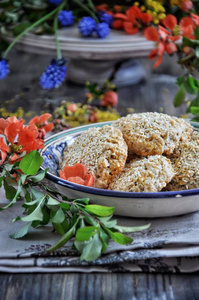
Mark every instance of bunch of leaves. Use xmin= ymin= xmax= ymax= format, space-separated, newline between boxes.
xmin=174 ymin=33 xmax=199 ymax=121
xmin=0 ymin=150 xmax=150 ymax=261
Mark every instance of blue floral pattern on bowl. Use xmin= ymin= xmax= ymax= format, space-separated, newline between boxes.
xmin=42 ymin=140 xmax=68 ymax=176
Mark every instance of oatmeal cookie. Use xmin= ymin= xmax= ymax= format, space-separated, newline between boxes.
xmin=109 ymin=155 xmax=175 ymax=192
xmin=165 ymin=138 xmax=199 ymax=191
xmin=61 ymin=125 xmax=128 ymax=189
xmin=112 ymin=112 xmax=193 ymax=156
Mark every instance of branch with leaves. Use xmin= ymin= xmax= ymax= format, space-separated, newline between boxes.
xmin=0 ymin=114 xmax=150 ymax=261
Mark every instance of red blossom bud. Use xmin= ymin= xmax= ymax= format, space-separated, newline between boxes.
xmin=180 ymin=0 xmax=193 ymax=12
xmin=101 ymin=91 xmax=118 ymax=107
xmin=67 ymin=103 xmax=77 ymax=113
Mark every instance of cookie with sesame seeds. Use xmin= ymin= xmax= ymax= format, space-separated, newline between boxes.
xmin=112 ymin=112 xmax=193 ymax=156
xmin=109 ymin=155 xmax=175 ymax=192
xmin=61 ymin=125 xmax=128 ymax=189
xmin=165 ymin=138 xmax=199 ymax=191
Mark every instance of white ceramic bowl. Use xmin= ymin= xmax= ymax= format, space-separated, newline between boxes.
xmin=41 ymin=121 xmax=199 ymax=218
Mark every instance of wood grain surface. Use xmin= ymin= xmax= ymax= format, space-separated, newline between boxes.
xmin=1 ymin=273 xmax=199 ymax=300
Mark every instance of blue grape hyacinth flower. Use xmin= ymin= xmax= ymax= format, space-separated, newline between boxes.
xmin=78 ymin=17 xmax=96 ymax=37
xmin=97 ymin=11 xmax=113 ymax=26
xmin=96 ymin=22 xmax=110 ymax=38
xmin=58 ymin=10 xmax=74 ymax=26
xmin=0 ymin=59 xmax=10 ymax=80
xmin=49 ymin=0 xmax=62 ymax=5
xmin=40 ymin=59 xmax=67 ymax=89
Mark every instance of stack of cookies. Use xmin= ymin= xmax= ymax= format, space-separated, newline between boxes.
xmin=61 ymin=112 xmax=199 ymax=192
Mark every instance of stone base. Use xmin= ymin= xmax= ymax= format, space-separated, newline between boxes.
xmin=67 ymin=59 xmax=146 ymax=87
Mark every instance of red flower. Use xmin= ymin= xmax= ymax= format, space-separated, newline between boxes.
xmin=162 ymin=15 xmax=195 ymax=40
xmin=112 ymin=6 xmax=152 ymax=34
xmin=101 ymin=91 xmax=118 ymax=107
xmin=96 ymin=4 xmax=108 ymax=12
xmin=180 ymin=0 xmax=193 ymax=12
xmin=191 ymin=13 xmax=199 ymax=27
xmin=17 ymin=124 xmax=44 ymax=154
xmin=29 ymin=113 xmax=54 ymax=138
xmin=60 ymin=163 xmax=93 ymax=187
xmin=67 ymin=103 xmax=77 ymax=113
xmin=144 ymin=13 xmax=195 ymax=68
xmin=0 ymin=137 xmax=10 ymax=164
xmin=0 ymin=117 xmax=24 ymax=144
xmin=123 ymin=6 xmax=152 ymax=34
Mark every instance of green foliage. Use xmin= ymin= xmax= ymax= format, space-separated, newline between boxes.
xmin=0 ymin=149 xmax=150 ymax=261
xmin=19 ymin=151 xmax=43 ymax=175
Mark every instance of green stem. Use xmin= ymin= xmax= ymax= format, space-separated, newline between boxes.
xmin=178 ymin=52 xmax=195 ymax=64
xmin=87 ymin=0 xmax=96 ymax=12
xmin=54 ymin=13 xmax=62 ymax=60
xmin=73 ymin=0 xmax=99 ymax=22
xmin=3 ymin=4 xmax=63 ymax=58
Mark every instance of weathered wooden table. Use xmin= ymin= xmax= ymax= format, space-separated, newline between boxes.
xmin=0 ymin=50 xmax=198 ymax=300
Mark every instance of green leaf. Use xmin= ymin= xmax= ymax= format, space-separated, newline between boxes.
xmin=21 ymin=198 xmax=44 ymax=222
xmin=30 ymin=187 xmax=44 ymax=200
xmin=3 ymin=178 xmax=17 ymax=200
xmin=10 ymin=222 xmax=32 ymax=239
xmin=0 ymin=176 xmax=3 ymax=187
xmin=196 ymin=46 xmax=199 ymax=58
xmin=19 ymin=151 xmax=43 ymax=175
xmin=40 ymin=206 xmax=50 ymax=225
xmin=190 ymin=106 xmax=199 ymax=115
xmin=47 ymin=217 xmax=80 ymax=252
xmin=184 ymin=76 xmax=199 ymax=94
xmin=99 ymin=229 xmax=110 ymax=253
xmin=114 ymin=223 xmax=150 ymax=233
xmin=28 ymin=169 xmax=47 ymax=182
xmin=51 ymin=208 xmax=65 ymax=224
xmin=174 ymin=85 xmax=185 ymax=107
xmin=85 ymin=204 xmax=115 ymax=217
xmin=84 ymin=215 xmax=98 ymax=226
xmin=79 ymin=234 xmax=103 ymax=261
xmin=187 ymin=94 xmax=199 ymax=113
xmin=74 ymin=198 xmax=90 ymax=205
xmin=98 ymin=216 xmax=117 ymax=228
xmin=105 ymin=228 xmax=133 ymax=245
xmin=76 ymin=226 xmax=99 ymax=241
xmin=22 ymin=198 xmax=41 ymax=208
xmin=74 ymin=240 xmax=90 ymax=253
xmin=47 ymin=196 xmax=60 ymax=206
xmin=182 ymin=36 xmax=199 ymax=47
xmin=13 ymin=22 xmax=31 ymax=35
xmin=176 ymin=76 xmax=185 ymax=86
xmin=59 ymin=202 xmax=70 ymax=210
xmin=194 ymin=27 xmax=199 ymax=40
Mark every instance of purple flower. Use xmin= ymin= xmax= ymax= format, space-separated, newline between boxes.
xmin=78 ymin=17 xmax=96 ymax=37
xmin=58 ymin=10 xmax=74 ymax=26
xmin=49 ymin=0 xmax=62 ymax=5
xmin=96 ymin=22 xmax=110 ymax=38
xmin=97 ymin=11 xmax=113 ymax=26
xmin=40 ymin=59 xmax=67 ymax=89
xmin=0 ymin=59 xmax=10 ymax=80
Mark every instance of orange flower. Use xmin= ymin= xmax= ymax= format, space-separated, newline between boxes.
xmin=60 ymin=163 xmax=93 ymax=187
xmin=29 ymin=113 xmax=54 ymax=138
xmin=162 ymin=14 xmax=195 ymax=40
xmin=191 ymin=13 xmax=199 ymax=27
xmin=0 ymin=137 xmax=10 ymax=164
xmin=0 ymin=117 xmax=24 ymax=144
xmin=96 ymin=3 xmax=108 ymax=12
xmin=17 ymin=124 xmax=44 ymax=154
xmin=101 ymin=91 xmax=118 ymax=107
xmin=123 ymin=6 xmax=152 ymax=34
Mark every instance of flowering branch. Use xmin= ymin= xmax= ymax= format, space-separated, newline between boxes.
xmin=0 ymin=115 xmax=150 ymax=261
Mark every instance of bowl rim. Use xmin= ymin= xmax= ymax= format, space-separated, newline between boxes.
xmin=41 ymin=121 xmax=199 ymax=199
